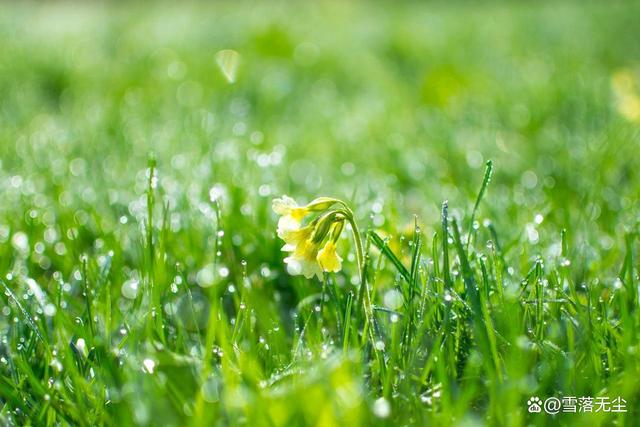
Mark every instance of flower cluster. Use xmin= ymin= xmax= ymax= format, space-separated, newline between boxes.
xmin=272 ymin=195 xmax=349 ymax=279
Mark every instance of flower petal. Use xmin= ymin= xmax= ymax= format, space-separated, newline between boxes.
xmin=272 ymin=195 xmax=298 ymax=215
xmin=317 ymin=241 xmax=342 ymax=273
xmin=277 ymin=215 xmax=301 ymax=237
xmin=300 ymin=258 xmax=323 ymax=279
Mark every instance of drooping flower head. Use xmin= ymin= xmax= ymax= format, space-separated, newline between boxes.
xmin=272 ymin=196 xmax=351 ymax=280
xmin=273 ymin=196 xmax=337 ymax=238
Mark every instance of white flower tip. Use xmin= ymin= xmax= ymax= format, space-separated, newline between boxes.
xmin=284 ymin=255 xmax=323 ymax=279
xmin=285 ymin=257 xmax=302 ymax=275
xmin=277 ymin=216 xmax=301 ymax=234
xmin=272 ymin=195 xmax=297 ymax=215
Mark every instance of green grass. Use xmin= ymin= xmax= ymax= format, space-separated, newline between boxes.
xmin=0 ymin=1 xmax=639 ymax=426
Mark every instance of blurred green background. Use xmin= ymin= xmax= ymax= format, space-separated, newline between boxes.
xmin=0 ymin=1 xmax=639 ymax=426
xmin=1 ymin=1 xmax=638 ymax=247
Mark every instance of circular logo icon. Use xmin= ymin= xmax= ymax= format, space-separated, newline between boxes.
xmin=527 ymin=397 xmax=542 ymax=413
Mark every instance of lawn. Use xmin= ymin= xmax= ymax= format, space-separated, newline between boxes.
xmin=0 ymin=1 xmax=639 ymax=426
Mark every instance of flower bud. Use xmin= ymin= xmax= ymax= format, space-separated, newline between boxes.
xmin=304 ymin=197 xmax=339 ymax=212
xmin=311 ymin=211 xmax=342 ymax=244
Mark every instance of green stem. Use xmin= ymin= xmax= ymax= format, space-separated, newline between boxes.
xmin=348 ymin=214 xmax=365 ymax=282
xmin=344 ymin=208 xmax=382 ymax=369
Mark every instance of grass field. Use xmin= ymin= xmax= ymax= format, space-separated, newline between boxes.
xmin=1 ymin=1 xmax=639 ymax=426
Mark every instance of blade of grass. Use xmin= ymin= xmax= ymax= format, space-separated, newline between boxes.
xmin=467 ymin=160 xmax=493 ymax=252
xmin=369 ymin=230 xmax=411 ymax=284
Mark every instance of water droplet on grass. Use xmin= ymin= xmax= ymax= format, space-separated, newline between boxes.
xmin=75 ymin=338 xmax=87 ymax=356
xmin=196 ymin=264 xmax=215 ymax=287
xmin=215 ymin=50 xmax=240 ymax=83
xmin=373 ymin=397 xmax=391 ymax=418
xmin=11 ymin=232 xmax=29 ymax=253
xmin=383 ymin=289 xmax=403 ymax=310
xmin=142 ymin=358 xmax=155 ymax=374
xmin=121 ymin=279 xmax=139 ymax=299
xmin=44 ymin=304 xmax=56 ymax=317
xmin=260 ymin=266 xmax=271 ymax=277
xmin=50 ymin=359 xmax=63 ymax=372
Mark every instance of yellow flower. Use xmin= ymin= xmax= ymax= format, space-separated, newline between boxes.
xmin=284 ymin=238 xmax=323 ymax=279
xmin=272 ymin=196 xmax=310 ymax=235
xmin=273 ymin=195 xmax=347 ymax=280
xmin=317 ymin=240 xmax=342 ymax=273
xmin=279 ymin=225 xmax=314 ymax=251
xmin=273 ymin=196 xmax=340 ymax=241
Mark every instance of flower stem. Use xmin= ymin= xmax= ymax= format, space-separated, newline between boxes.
xmin=348 ymin=216 xmax=365 ymax=283
xmin=344 ymin=207 xmax=380 ymax=358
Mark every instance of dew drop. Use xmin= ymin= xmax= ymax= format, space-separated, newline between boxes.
xmin=142 ymin=358 xmax=156 ymax=374
xmin=44 ymin=304 xmax=56 ymax=317
xmin=373 ymin=397 xmax=391 ymax=418
xmin=75 ymin=338 xmax=87 ymax=356
xmin=383 ymin=289 xmax=403 ymax=310
xmin=121 ymin=279 xmax=139 ymax=300
xmin=215 ymin=49 xmax=241 ymax=84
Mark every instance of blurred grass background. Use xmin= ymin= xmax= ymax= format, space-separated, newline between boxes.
xmin=0 ymin=1 xmax=639 ymax=426
xmin=1 ymin=1 xmax=639 ymax=245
